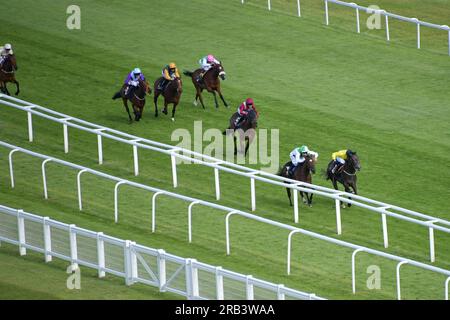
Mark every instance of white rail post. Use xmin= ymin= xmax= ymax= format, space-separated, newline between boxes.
xmin=412 ymin=18 xmax=420 ymax=49
xmin=287 ymin=230 xmax=300 ymax=275
xmin=77 ymin=169 xmax=88 ymax=211
xmin=124 ymin=240 xmax=133 ymax=285
xmin=151 ymin=191 xmax=165 ymax=233
xmin=396 ymin=261 xmax=408 ymax=300
xmin=250 ymin=177 xmax=256 ymax=211
xmin=215 ymin=267 xmax=224 ymax=300
xmin=225 ymin=211 xmax=237 ymax=255
xmin=130 ymin=242 xmax=138 ymax=283
xmin=97 ymin=232 xmax=105 ymax=278
xmin=188 ymin=201 xmax=200 ymax=243
xmin=63 ymin=122 xmax=69 ymax=154
xmin=385 ymin=13 xmax=390 ymax=41
xmin=171 ymin=153 xmax=178 ymax=188
xmin=157 ymin=249 xmax=167 ymax=291
xmin=27 ymin=111 xmax=33 ymax=142
xmin=445 ymin=277 xmax=450 ymax=300
xmin=293 ymin=188 xmax=299 ymax=223
xmin=17 ymin=209 xmax=26 ymax=256
xmin=241 ymin=0 xmax=244 ymax=4
xmin=189 ymin=259 xmax=199 ymax=299
xmin=43 ymin=217 xmax=52 ymax=262
xmin=214 ymin=168 xmax=220 ymax=200
xmin=41 ymin=159 xmax=52 ymax=199
xmin=8 ymin=149 xmax=19 ymax=188
xmin=114 ymin=181 xmax=127 ymax=223
xmin=277 ymin=284 xmax=286 ymax=300
xmin=448 ymin=27 xmax=450 ymax=56
xmin=97 ymin=133 xmax=103 ymax=165
xmin=355 ymin=6 xmax=360 ymax=33
xmin=69 ymin=224 xmax=78 ymax=271
xmin=246 ymin=275 xmax=254 ymax=300
xmin=267 ymin=0 xmax=271 ymax=11
xmin=428 ymin=220 xmax=438 ymax=263
xmin=335 ymin=198 xmax=342 ymax=235
xmin=133 ymin=144 xmax=139 ymax=176
xmin=381 ymin=213 xmax=389 ymax=248
xmin=325 ymin=0 xmax=329 ymax=26
xmin=297 ymin=0 xmax=301 ymax=17
xmin=351 ymin=248 xmax=364 ymax=294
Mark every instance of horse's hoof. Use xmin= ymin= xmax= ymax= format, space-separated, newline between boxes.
xmin=309 ymin=204 xmax=312 ymax=208
xmin=193 ymin=100 xmax=198 ymax=106
xmin=162 ymin=110 xmax=168 ymax=115
xmin=171 ymin=118 xmax=175 ymax=122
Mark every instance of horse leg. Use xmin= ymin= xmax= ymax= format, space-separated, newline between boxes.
xmin=171 ymin=103 xmax=177 ymax=121
xmin=198 ymin=90 xmax=206 ymax=109
xmin=212 ymin=91 xmax=219 ymax=109
xmin=193 ymin=93 xmax=199 ymax=107
xmin=4 ymin=83 xmax=11 ymax=96
xmin=153 ymin=93 xmax=159 ymax=117
xmin=123 ymin=98 xmax=132 ymax=122
xmin=244 ymin=137 xmax=250 ymax=156
xmin=286 ymin=188 xmax=292 ymax=206
xmin=133 ymin=104 xmax=140 ymax=122
xmin=14 ymin=80 xmax=20 ymax=96
xmin=162 ymin=101 xmax=168 ymax=115
xmin=217 ymin=88 xmax=228 ymax=107
xmin=233 ymin=136 xmax=238 ymax=155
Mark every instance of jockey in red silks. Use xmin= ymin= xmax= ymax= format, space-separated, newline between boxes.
xmin=234 ymin=98 xmax=258 ymax=129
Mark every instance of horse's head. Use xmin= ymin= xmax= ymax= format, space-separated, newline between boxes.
xmin=212 ymin=62 xmax=226 ymax=80
xmin=143 ymin=80 xmax=151 ymax=95
xmin=347 ymin=150 xmax=361 ymax=171
xmin=305 ymin=154 xmax=317 ymax=174
xmin=247 ymin=109 xmax=258 ymax=128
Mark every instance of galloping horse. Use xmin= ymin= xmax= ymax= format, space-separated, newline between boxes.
xmin=279 ymin=154 xmax=317 ymax=207
xmin=183 ymin=63 xmax=228 ymax=109
xmin=326 ymin=152 xmax=361 ymax=207
xmin=223 ymin=109 xmax=258 ymax=155
xmin=153 ymin=77 xmax=182 ymax=121
xmin=112 ymin=79 xmax=151 ymax=122
xmin=0 ymin=54 xmax=20 ymax=96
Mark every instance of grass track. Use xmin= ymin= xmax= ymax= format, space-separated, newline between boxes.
xmin=0 ymin=0 xmax=449 ymax=299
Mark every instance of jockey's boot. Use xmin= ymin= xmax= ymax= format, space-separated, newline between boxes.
xmin=234 ymin=116 xmax=243 ymax=129
xmin=331 ymin=163 xmax=341 ymax=174
xmin=288 ymin=164 xmax=297 ymax=178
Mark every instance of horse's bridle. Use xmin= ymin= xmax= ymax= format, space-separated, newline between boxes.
xmin=343 ymin=157 xmax=357 ymax=176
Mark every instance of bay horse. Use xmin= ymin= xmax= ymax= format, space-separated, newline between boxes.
xmin=0 ymin=54 xmax=20 ymax=96
xmin=183 ymin=63 xmax=228 ymax=109
xmin=153 ymin=77 xmax=182 ymax=121
xmin=223 ymin=109 xmax=258 ymax=155
xmin=326 ymin=151 xmax=361 ymax=208
xmin=112 ymin=79 xmax=151 ymax=122
xmin=279 ymin=154 xmax=317 ymax=207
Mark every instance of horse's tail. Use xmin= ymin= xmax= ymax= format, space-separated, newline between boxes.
xmin=322 ymin=168 xmax=331 ymax=180
xmin=112 ymin=91 xmax=122 ymax=100
xmin=183 ymin=70 xmax=194 ymax=77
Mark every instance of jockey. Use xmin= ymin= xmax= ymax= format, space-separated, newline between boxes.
xmin=123 ymin=67 xmax=145 ymax=98
xmin=234 ymin=98 xmax=258 ymax=128
xmin=159 ymin=62 xmax=180 ymax=90
xmin=331 ymin=149 xmax=355 ymax=174
xmin=0 ymin=43 xmax=13 ymax=65
xmin=198 ymin=54 xmax=220 ymax=83
xmin=288 ymin=145 xmax=319 ymax=177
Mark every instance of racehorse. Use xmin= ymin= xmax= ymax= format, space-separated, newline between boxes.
xmin=278 ymin=154 xmax=317 ymax=207
xmin=112 ymin=79 xmax=151 ymax=122
xmin=183 ymin=63 xmax=228 ymax=109
xmin=326 ymin=151 xmax=361 ymax=207
xmin=223 ymin=109 xmax=258 ymax=155
xmin=0 ymin=54 xmax=20 ymax=96
xmin=153 ymin=77 xmax=182 ymax=121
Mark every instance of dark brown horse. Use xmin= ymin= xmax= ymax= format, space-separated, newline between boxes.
xmin=112 ymin=79 xmax=151 ymax=122
xmin=0 ymin=54 xmax=20 ymax=96
xmin=153 ymin=77 xmax=182 ymax=121
xmin=183 ymin=63 xmax=228 ymax=109
xmin=223 ymin=109 xmax=258 ymax=155
xmin=326 ymin=151 xmax=361 ymax=208
xmin=279 ymin=154 xmax=317 ymax=207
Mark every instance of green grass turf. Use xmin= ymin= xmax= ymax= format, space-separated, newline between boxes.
xmin=0 ymin=0 xmax=449 ymax=299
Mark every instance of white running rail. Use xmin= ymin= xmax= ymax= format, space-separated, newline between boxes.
xmin=0 ymin=204 xmax=322 ymax=300
xmin=324 ymin=0 xmax=450 ymax=55
xmin=1 ymin=142 xmax=449 ymax=300
xmin=1 ymin=95 xmax=450 ymax=254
